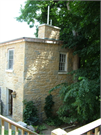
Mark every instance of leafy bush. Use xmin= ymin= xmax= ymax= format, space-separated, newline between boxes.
xmin=26 ymin=117 xmax=39 ymax=126
xmin=34 ymin=124 xmax=47 ymax=134
xmin=44 ymin=94 xmax=64 ymax=126
xmin=46 ymin=116 xmax=63 ymax=126
xmin=23 ymin=100 xmax=39 ymax=125
xmin=44 ymin=94 xmax=54 ymax=118
xmin=49 ymin=77 xmax=100 ymax=125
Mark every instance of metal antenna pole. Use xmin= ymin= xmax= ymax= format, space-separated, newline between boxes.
xmin=47 ymin=6 xmax=50 ymax=25
xmin=50 ymin=19 xmax=52 ymax=26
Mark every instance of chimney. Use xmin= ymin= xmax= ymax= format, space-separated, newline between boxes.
xmin=38 ymin=24 xmax=61 ymax=40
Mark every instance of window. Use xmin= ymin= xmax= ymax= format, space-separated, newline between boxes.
xmin=8 ymin=49 xmax=14 ymax=70
xmin=59 ymin=53 xmax=67 ymax=72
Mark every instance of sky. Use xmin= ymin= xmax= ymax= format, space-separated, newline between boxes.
xmin=0 ymin=0 xmax=39 ymax=43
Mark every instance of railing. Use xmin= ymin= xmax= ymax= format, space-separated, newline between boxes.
xmin=51 ymin=118 xmax=101 ymax=135
xmin=0 ymin=114 xmax=39 ymax=135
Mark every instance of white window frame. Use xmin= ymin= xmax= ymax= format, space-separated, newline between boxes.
xmin=59 ymin=52 xmax=67 ymax=72
xmin=7 ymin=49 xmax=14 ymax=70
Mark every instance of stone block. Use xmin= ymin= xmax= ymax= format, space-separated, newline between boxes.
xmin=27 ymin=125 xmax=35 ymax=132
xmin=17 ymin=121 xmax=27 ymax=128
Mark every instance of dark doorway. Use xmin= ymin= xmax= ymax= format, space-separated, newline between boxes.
xmin=8 ymin=89 xmax=13 ymax=116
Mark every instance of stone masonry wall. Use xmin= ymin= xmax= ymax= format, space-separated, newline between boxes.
xmin=0 ymin=41 xmax=25 ymax=121
xmin=24 ymin=41 xmax=73 ymax=119
xmin=38 ymin=24 xmax=60 ymax=40
xmin=0 ymin=38 xmax=75 ymax=122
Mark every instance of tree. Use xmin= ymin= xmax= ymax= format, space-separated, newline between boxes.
xmin=16 ymin=1 xmax=60 ymax=28
xmin=16 ymin=1 xmax=100 ymax=124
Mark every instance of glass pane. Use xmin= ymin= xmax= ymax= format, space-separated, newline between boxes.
xmin=62 ymin=63 xmax=65 ymax=71
xmin=63 ymin=54 xmax=66 ymax=62
xmin=61 ymin=55 xmax=63 ymax=62
xmin=59 ymin=53 xmax=66 ymax=71
xmin=9 ymin=55 xmax=13 ymax=59
xmin=9 ymin=50 xmax=13 ymax=60
xmin=9 ymin=60 xmax=13 ymax=69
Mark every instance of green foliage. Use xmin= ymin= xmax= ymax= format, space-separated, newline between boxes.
xmin=23 ymin=100 xmax=39 ymax=125
xmin=44 ymin=94 xmax=63 ymax=126
xmin=45 ymin=116 xmax=63 ymax=126
xmin=44 ymin=94 xmax=54 ymax=118
xmin=34 ymin=124 xmax=47 ymax=134
xmin=16 ymin=1 xmax=59 ymax=29
xmin=37 ymin=124 xmax=47 ymax=131
xmin=50 ymin=77 xmax=100 ymax=124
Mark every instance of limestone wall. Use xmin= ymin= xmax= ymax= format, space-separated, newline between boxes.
xmin=24 ymin=41 xmax=73 ymax=119
xmin=38 ymin=24 xmax=60 ymax=40
xmin=0 ymin=41 xmax=25 ymax=121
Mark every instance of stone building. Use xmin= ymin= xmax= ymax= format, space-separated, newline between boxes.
xmin=0 ymin=24 xmax=78 ymax=121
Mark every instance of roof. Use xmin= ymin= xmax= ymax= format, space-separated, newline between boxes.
xmin=0 ymin=37 xmax=63 ymax=46
xmin=38 ymin=24 xmax=61 ymax=30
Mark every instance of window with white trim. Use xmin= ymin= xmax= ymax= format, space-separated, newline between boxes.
xmin=8 ymin=49 xmax=14 ymax=70
xmin=59 ymin=53 xmax=67 ymax=72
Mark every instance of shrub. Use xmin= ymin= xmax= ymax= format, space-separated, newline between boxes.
xmin=44 ymin=94 xmax=54 ymax=118
xmin=49 ymin=78 xmax=100 ymax=125
xmin=23 ymin=100 xmax=39 ymax=125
